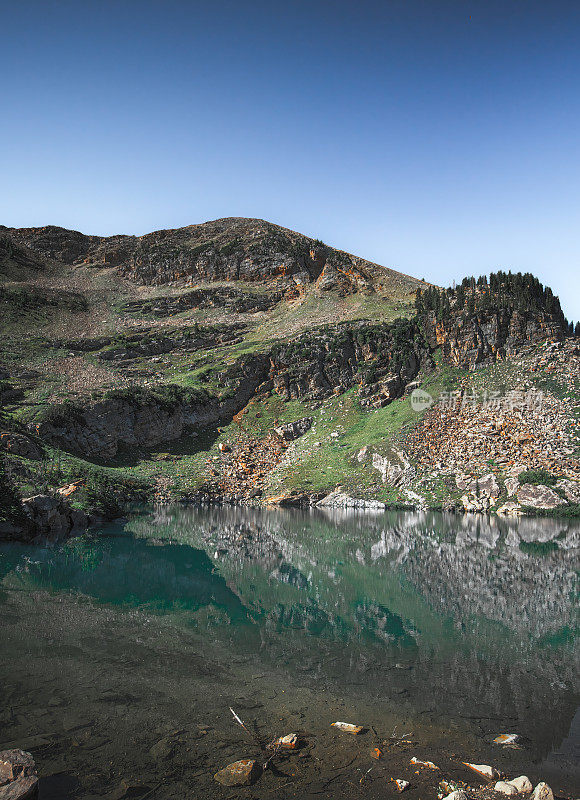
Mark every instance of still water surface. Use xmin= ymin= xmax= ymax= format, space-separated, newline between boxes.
xmin=0 ymin=507 xmax=578 ymax=798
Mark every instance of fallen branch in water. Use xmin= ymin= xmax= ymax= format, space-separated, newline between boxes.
xmin=390 ymin=725 xmax=413 ymax=745
xmin=229 ymin=706 xmax=282 ymax=770
xmin=229 ymin=707 xmax=262 ymax=747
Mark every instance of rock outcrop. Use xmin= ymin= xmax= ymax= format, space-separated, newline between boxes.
xmin=422 ymin=309 xmax=565 ymax=369
xmin=0 ymin=494 xmax=90 ymax=543
xmin=274 ymin=418 xmax=313 ymax=441
xmin=269 ymin=319 xmax=429 ymax=403
xmin=34 ymin=320 xmax=429 ymax=462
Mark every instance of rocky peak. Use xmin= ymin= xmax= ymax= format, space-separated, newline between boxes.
xmin=4 ymin=218 xmax=421 ymax=294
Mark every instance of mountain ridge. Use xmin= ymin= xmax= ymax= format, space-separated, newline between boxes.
xmin=3 ymin=217 xmax=424 ymax=295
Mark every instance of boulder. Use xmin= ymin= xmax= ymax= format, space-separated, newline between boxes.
xmin=504 ymin=477 xmax=520 ymax=497
xmin=531 ymin=783 xmax=553 ymax=800
xmin=517 ymin=484 xmax=565 ymax=510
xmin=507 ymin=776 xmax=533 ymax=793
xmin=555 ymin=479 xmax=580 ymax=503
xmin=461 ymin=494 xmax=490 ymax=513
xmin=456 ymin=473 xmax=500 ymax=500
xmin=317 ymin=491 xmax=385 ymax=510
xmin=495 ymin=781 xmax=518 ymax=795
xmin=214 ymin=759 xmax=262 ymax=787
xmin=0 ymin=751 xmax=38 ymax=800
xmin=274 ymin=417 xmax=313 ymax=441
xmin=22 ymin=494 xmax=88 ymax=541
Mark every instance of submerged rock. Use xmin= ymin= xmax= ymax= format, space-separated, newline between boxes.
xmin=331 ymin=721 xmax=364 ymax=734
xmin=214 ymin=759 xmax=262 ymax=787
xmin=410 ymin=757 xmax=439 ymax=769
xmin=462 ymin=763 xmax=498 ymax=780
xmin=148 ymin=736 xmax=174 ymax=760
xmin=269 ymin=733 xmax=300 ymax=750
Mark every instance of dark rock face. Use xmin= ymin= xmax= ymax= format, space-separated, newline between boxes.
xmin=120 ymin=286 xmax=282 ymax=317
xmin=0 ymin=494 xmax=89 ymax=544
xmin=269 ymin=320 xmax=429 ymax=402
xmin=33 ymin=321 xmax=428 ymax=461
xmin=4 ymin=225 xmax=99 ymax=265
xmin=0 ymin=432 xmax=44 ymax=460
xmin=21 ymin=494 xmax=88 ymax=541
xmin=92 ymin=323 xmax=246 ymax=362
xmin=422 ymin=309 xmax=565 ymax=369
xmin=0 ymin=233 xmax=46 ymax=278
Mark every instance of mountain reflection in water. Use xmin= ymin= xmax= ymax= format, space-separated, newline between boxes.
xmin=0 ymin=506 xmax=578 ymax=770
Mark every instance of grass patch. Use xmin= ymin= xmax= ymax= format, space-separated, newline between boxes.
xmin=518 ymin=469 xmax=557 ymax=486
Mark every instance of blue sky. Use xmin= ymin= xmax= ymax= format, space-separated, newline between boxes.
xmin=2 ymin=0 xmax=579 ymax=320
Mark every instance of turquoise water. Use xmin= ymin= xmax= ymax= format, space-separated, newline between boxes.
xmin=0 ymin=506 xmax=578 ymax=798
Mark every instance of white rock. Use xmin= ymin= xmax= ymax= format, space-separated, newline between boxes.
xmin=442 ymin=792 xmax=467 ymax=800
xmin=357 ymin=446 xmax=368 ymax=463
xmin=410 ymin=756 xmax=439 ymax=769
xmin=531 ymin=783 xmax=554 ymax=800
xmin=462 ymin=763 xmax=499 ymax=780
xmin=495 ymin=781 xmax=518 ymax=795
xmin=507 ymin=776 xmax=533 ymax=793
xmin=394 ymin=779 xmax=410 ymax=792
xmin=493 ymin=734 xmax=520 ymax=745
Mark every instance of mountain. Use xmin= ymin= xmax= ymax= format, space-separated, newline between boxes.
xmin=4 ymin=217 xmax=422 ymax=291
xmin=0 ymin=217 xmax=578 ymax=539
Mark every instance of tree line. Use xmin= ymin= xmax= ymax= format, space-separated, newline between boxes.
xmin=415 ymin=271 xmax=578 ymax=335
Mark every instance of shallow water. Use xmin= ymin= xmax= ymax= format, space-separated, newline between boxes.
xmin=0 ymin=506 xmax=578 ymax=799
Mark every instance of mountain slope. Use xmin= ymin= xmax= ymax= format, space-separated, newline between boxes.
xmin=0 ymin=217 xmax=578 ymax=539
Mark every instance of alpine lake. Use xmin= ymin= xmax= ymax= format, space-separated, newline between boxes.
xmin=0 ymin=506 xmax=578 ymax=799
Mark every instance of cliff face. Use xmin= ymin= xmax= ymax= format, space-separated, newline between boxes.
xmin=269 ymin=319 xmax=429 ymax=403
xmin=35 ymin=355 xmax=270 ymax=460
xmin=422 ymin=309 xmax=566 ymax=369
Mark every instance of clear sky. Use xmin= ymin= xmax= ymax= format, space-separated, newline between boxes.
xmin=2 ymin=0 xmax=579 ymax=321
